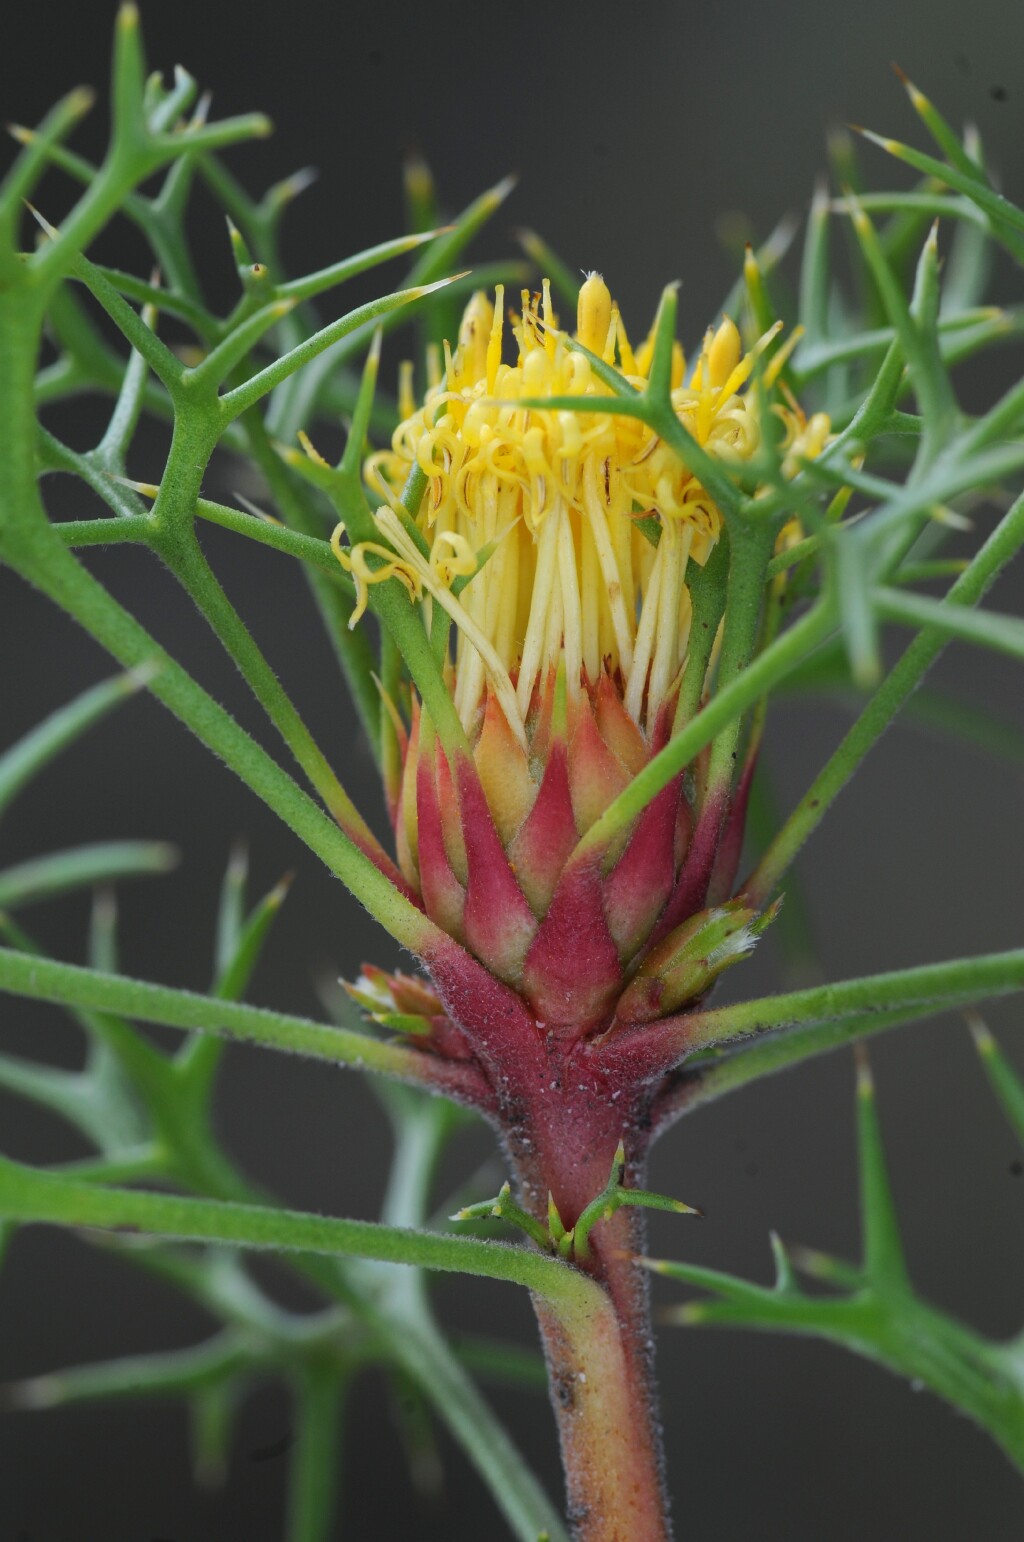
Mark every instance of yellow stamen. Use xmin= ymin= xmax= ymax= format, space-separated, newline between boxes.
xmin=358 ymin=274 xmax=829 ymax=741
xmin=330 ymin=521 xmax=421 ymax=628
xmin=577 ymin=272 xmax=612 ymax=356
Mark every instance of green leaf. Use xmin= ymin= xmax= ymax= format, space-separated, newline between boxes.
xmin=903 ymin=687 xmax=1024 ymax=768
xmin=279 ymin=229 xmax=443 ymax=305
xmin=683 ymin=948 xmax=1024 ymax=1052
xmin=3 ymin=1332 xmax=248 ymax=1411
xmin=844 ymin=201 xmax=954 ymax=449
xmin=575 ymin=602 xmax=834 ymax=858
xmin=875 ymin=585 xmax=1024 ymax=664
xmin=454 ymin=1335 xmax=547 ymax=1392
xmin=890 ymin=66 xmax=986 ymax=186
xmin=185 ymin=296 xmax=298 ymax=391
xmin=854 ymin=127 xmax=1024 ymax=263
xmin=854 ymin=1051 xmax=909 ymax=1290
xmin=968 ymin=1014 xmax=1024 ymax=1147
xmin=651 ymin=1052 xmax=1024 ymax=1472
xmin=0 ymin=841 xmax=176 ymax=910
xmin=0 ymin=87 xmax=95 ymax=260
xmin=798 ymin=180 xmax=831 ymax=345
xmin=110 ymin=2 xmax=147 ymax=150
xmin=0 ymin=673 xmax=147 ymax=823
xmin=0 ymin=945 xmax=479 ymax=1100
xmin=214 ymin=842 xmax=248 ymax=980
xmin=68 ymin=250 xmax=185 ymax=392
xmin=221 ymin=275 xmax=465 ymax=421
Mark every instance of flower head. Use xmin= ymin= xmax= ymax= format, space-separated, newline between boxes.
xmin=336 ymin=274 xmax=827 ymax=1031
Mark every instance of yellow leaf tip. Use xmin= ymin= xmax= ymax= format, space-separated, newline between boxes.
xmin=854 ymin=1042 xmax=874 ymax=1096
xmin=965 ymin=1009 xmax=995 ymax=1053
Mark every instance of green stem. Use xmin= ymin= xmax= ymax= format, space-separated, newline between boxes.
xmin=7 ymin=523 xmax=439 ymax=954
xmin=240 ymin=412 xmax=383 ymax=759
xmin=705 ymin=517 xmax=776 ymax=796
xmin=286 ymin=1362 xmax=347 ymax=1542
xmin=531 ymin=1238 xmax=671 ymax=1542
xmin=653 ymin=997 xmax=1016 ymax=1133
xmin=873 ymin=584 xmax=1024 ymax=663
xmin=192 ymin=496 xmax=347 ymax=579
xmin=0 ymin=1155 xmax=599 ymax=1304
xmin=745 ymin=489 xmax=1024 ymax=904
xmin=0 ymin=946 xmax=482 ymax=1097
xmin=390 ymin=1312 xmax=571 ymax=1542
xmin=672 ymin=534 xmax=728 ymax=732
xmin=363 ymin=1096 xmax=571 ymax=1542
xmin=157 ymin=526 xmax=396 ymax=870
xmin=678 ymin=947 xmax=1024 ymax=1052
xmin=55 ymin=516 xmax=149 ymax=547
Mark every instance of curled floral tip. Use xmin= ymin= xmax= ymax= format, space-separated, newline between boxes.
xmin=330 ymin=519 xmax=421 ymax=628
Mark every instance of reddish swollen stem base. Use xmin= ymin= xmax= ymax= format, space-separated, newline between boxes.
xmin=493 ymin=1032 xmax=671 ymax=1541
xmin=423 ymin=944 xmax=674 ymax=1535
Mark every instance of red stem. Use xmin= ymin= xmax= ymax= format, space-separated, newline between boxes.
xmin=497 ymin=1044 xmax=673 ymax=1541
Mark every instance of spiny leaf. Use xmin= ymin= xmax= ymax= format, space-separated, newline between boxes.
xmin=854 ymin=1049 xmax=909 ymax=1292
xmin=968 ymin=1013 xmax=1024 ymax=1147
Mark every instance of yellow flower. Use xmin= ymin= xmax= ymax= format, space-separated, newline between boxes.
xmin=357 ymin=274 xmax=824 ymax=745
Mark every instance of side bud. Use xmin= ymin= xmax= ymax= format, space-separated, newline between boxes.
xmin=615 ymin=899 xmax=781 ymax=1026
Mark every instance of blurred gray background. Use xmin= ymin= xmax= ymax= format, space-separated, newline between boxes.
xmin=1 ymin=0 xmax=1023 ymax=1536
